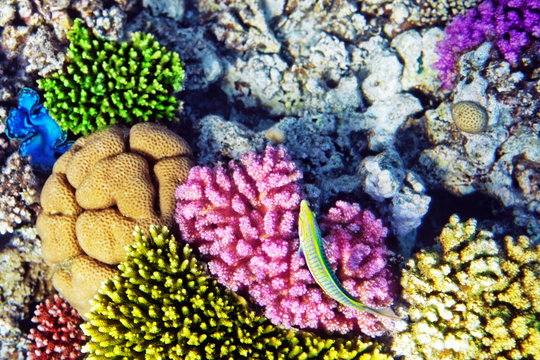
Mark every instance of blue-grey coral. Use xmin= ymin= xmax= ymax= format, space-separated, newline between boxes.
xmin=195 ymin=113 xmax=368 ymax=208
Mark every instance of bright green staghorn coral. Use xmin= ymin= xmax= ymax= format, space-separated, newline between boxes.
xmin=38 ymin=19 xmax=184 ymax=136
xmin=82 ymin=226 xmax=392 ymax=360
xmin=392 ymin=214 xmax=540 ymax=360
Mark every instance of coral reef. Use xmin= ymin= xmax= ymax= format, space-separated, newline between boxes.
xmin=391 ymin=28 xmax=444 ymax=95
xmin=83 ymin=225 xmax=392 ymax=359
xmin=0 ymin=54 xmax=32 ymax=105
xmin=195 ymin=111 xmax=432 ymax=247
xmin=0 ymin=109 xmax=13 ymax=164
xmin=399 ymin=0 xmax=482 ymax=27
xmin=175 ymin=146 xmax=397 ymax=336
xmin=198 ymin=0 xmax=280 ymax=53
xmin=392 ymin=214 xmax=540 ymax=359
xmin=195 ymin=112 xmax=365 ymax=205
xmin=39 ymin=19 xmax=185 ymax=135
xmin=434 ymin=0 xmax=540 ymax=89
xmin=189 ymin=1 xmax=430 ymax=247
xmin=195 ymin=114 xmax=265 ymax=166
xmin=75 ymin=3 xmax=130 ymax=40
xmin=36 ymin=123 xmax=192 ymax=315
xmin=2 ymin=0 xmax=537 ymax=357
xmin=0 ymin=228 xmax=53 ymax=360
xmin=0 ymin=0 xmax=140 ymax=107
xmin=28 ymin=295 xmax=86 ymax=360
xmin=202 ymin=0 xmax=373 ymax=117
xmin=354 ymin=35 xmax=423 ymax=152
xmin=5 ymin=88 xmax=73 ymax=171
xmin=142 ymin=0 xmax=185 ymax=22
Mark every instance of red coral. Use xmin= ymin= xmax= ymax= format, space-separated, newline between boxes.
xmin=27 ymin=295 xmax=86 ymax=360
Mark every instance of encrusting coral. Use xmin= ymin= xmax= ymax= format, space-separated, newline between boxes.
xmin=0 ymin=152 xmax=40 ymax=234
xmin=0 ymin=0 xmax=68 ymax=80
xmin=0 ymin=228 xmax=53 ymax=360
xmin=39 ymin=18 xmax=185 ymax=135
xmin=83 ymin=225 xmax=393 ymax=360
xmin=392 ymin=214 xmax=540 ymax=360
xmin=27 ymin=295 xmax=86 ymax=360
xmin=175 ymin=145 xmax=397 ymax=336
xmin=36 ymin=122 xmax=192 ymax=316
xmin=373 ymin=0 xmax=482 ymax=29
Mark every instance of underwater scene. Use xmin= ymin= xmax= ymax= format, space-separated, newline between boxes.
xmin=0 ymin=0 xmax=538 ymax=359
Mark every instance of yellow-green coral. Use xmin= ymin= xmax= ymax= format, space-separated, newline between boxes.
xmin=39 ymin=19 xmax=184 ymax=136
xmin=392 ymin=214 xmax=540 ymax=360
xmin=82 ymin=226 xmax=391 ymax=359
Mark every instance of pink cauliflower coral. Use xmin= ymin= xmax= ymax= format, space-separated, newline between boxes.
xmin=27 ymin=295 xmax=86 ymax=360
xmin=175 ymin=146 xmax=397 ymax=336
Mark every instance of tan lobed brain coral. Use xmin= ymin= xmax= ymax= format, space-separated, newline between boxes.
xmin=36 ymin=123 xmax=192 ymax=316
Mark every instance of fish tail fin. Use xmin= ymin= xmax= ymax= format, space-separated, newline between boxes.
xmin=363 ymin=306 xmax=401 ymax=320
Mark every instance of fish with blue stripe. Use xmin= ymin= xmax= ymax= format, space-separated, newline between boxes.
xmin=298 ymin=200 xmax=399 ymax=320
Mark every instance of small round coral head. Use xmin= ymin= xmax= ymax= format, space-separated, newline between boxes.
xmin=265 ymin=127 xmax=286 ymax=144
xmin=451 ymin=100 xmax=489 ymax=134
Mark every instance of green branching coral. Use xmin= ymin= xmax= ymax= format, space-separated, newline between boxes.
xmin=39 ymin=19 xmax=184 ymax=135
xmin=82 ymin=226 xmax=391 ymax=360
xmin=392 ymin=214 xmax=540 ymax=360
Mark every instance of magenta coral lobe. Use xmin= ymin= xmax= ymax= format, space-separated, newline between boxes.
xmin=175 ymin=146 xmax=397 ymax=336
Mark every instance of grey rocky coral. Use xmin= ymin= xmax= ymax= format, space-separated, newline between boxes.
xmin=0 ymin=153 xmax=40 ymax=235
xmin=0 ymin=228 xmax=53 ymax=360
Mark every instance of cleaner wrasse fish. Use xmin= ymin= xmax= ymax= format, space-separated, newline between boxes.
xmin=298 ymin=200 xmax=399 ymax=320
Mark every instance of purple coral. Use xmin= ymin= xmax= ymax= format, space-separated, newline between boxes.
xmin=434 ymin=0 xmax=540 ymax=89
xmin=175 ymin=146 xmax=397 ymax=336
